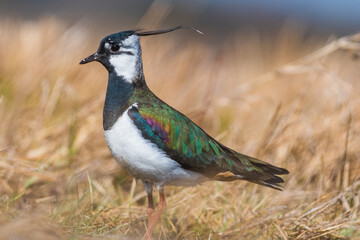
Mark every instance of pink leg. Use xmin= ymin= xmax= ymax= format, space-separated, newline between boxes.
xmin=149 ymin=186 xmax=167 ymax=228
xmin=144 ymin=207 xmax=155 ymax=240
xmin=142 ymin=181 xmax=155 ymax=240
xmin=143 ymin=186 xmax=166 ymax=240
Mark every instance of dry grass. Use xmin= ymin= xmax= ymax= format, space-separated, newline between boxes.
xmin=0 ymin=16 xmax=360 ymax=240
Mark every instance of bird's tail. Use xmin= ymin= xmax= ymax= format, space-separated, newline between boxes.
xmin=242 ymin=155 xmax=289 ymax=190
xmin=215 ymin=152 xmax=289 ymax=191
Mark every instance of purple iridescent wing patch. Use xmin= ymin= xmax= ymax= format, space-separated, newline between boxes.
xmin=144 ymin=115 xmax=170 ymax=143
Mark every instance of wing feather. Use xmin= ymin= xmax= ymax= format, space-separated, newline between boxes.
xmin=127 ymin=98 xmax=288 ymax=190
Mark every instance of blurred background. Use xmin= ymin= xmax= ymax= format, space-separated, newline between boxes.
xmin=1 ymin=0 xmax=360 ymax=36
xmin=0 ymin=1 xmax=359 ymax=239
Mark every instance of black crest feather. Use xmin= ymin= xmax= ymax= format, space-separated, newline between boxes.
xmin=135 ymin=26 xmax=203 ymax=36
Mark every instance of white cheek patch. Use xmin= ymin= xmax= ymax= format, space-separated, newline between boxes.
xmin=108 ymin=35 xmax=141 ymax=83
xmin=109 ymin=53 xmax=137 ymax=83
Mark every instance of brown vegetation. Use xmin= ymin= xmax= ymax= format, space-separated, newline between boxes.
xmin=0 ymin=17 xmax=359 ymax=239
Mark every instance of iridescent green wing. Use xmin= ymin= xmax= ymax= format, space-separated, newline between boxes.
xmin=127 ymin=90 xmax=288 ymax=189
xmin=127 ymin=99 xmax=262 ymax=178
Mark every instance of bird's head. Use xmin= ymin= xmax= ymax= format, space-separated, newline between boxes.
xmin=80 ymin=26 xmax=202 ymax=83
xmin=80 ymin=30 xmax=141 ymax=83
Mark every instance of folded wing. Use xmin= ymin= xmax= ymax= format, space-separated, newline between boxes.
xmin=128 ymin=100 xmax=288 ymax=190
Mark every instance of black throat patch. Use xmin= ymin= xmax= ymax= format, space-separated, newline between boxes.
xmin=103 ymin=72 xmax=134 ymax=130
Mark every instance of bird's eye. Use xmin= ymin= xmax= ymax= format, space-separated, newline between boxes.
xmin=111 ymin=44 xmax=120 ymax=52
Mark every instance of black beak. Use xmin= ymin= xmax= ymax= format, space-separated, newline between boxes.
xmin=80 ymin=52 xmax=101 ymax=64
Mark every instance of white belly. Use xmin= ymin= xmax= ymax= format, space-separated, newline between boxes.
xmin=104 ymin=104 xmax=207 ymax=186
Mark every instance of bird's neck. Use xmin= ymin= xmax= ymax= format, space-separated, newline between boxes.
xmin=103 ymin=72 xmax=148 ymax=130
xmin=103 ymin=73 xmax=133 ymax=130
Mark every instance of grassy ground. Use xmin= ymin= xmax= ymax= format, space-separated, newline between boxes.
xmin=0 ymin=17 xmax=359 ymax=239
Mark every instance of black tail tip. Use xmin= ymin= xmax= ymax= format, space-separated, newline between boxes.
xmin=262 ymin=174 xmax=288 ymax=191
xmin=278 ymin=167 xmax=289 ymax=175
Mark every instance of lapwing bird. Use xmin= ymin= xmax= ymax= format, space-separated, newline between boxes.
xmin=80 ymin=26 xmax=289 ymax=239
